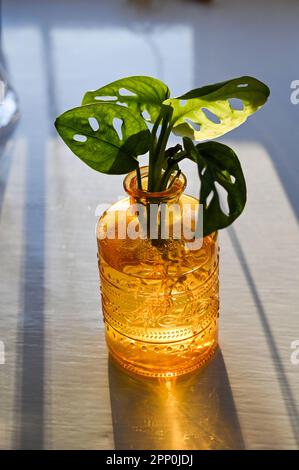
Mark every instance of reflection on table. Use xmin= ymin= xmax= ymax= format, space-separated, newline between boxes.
xmin=109 ymin=348 xmax=244 ymax=450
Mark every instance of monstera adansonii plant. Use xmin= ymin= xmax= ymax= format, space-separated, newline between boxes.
xmin=55 ymin=75 xmax=270 ymax=236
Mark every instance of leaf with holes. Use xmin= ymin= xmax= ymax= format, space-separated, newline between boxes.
xmin=184 ymin=139 xmax=247 ymax=236
xmin=55 ymin=103 xmax=150 ymax=174
xmin=82 ymin=76 xmax=170 ymax=123
xmin=164 ymin=76 xmax=270 ymax=141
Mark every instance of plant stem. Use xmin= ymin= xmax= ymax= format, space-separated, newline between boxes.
xmin=148 ymin=112 xmax=163 ymax=192
xmin=148 ymin=107 xmax=184 ymax=193
xmin=173 ymin=150 xmax=188 ymax=163
xmin=136 ymin=165 xmax=142 ymax=190
xmin=159 ymin=159 xmax=176 ymax=190
xmin=152 ymin=122 xmax=173 ymax=190
xmin=158 ymin=151 xmax=187 ymax=191
xmin=167 ymin=169 xmax=181 ymax=189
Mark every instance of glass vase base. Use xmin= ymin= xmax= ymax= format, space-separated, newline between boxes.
xmin=105 ymin=321 xmax=218 ymax=378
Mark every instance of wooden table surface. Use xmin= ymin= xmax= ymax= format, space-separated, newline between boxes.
xmin=0 ymin=0 xmax=298 ymax=450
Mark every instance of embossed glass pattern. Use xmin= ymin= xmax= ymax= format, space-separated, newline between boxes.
xmin=97 ymin=168 xmax=219 ymax=377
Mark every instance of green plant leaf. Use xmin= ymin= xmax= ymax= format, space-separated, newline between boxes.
xmin=184 ymin=139 xmax=247 ymax=236
xmin=55 ymin=103 xmax=150 ymax=174
xmin=82 ymin=76 xmax=170 ymax=123
xmin=164 ymin=76 xmax=270 ymax=141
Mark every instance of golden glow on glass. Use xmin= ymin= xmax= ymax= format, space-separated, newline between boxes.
xmin=97 ymin=170 xmax=219 ymax=377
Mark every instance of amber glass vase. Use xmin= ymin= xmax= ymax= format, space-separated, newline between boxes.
xmin=97 ymin=167 xmax=219 ymax=377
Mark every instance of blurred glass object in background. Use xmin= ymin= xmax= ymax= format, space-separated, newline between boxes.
xmin=0 ymin=0 xmax=19 ymax=138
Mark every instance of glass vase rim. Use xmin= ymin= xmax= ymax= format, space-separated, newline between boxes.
xmin=123 ymin=166 xmax=187 ymax=201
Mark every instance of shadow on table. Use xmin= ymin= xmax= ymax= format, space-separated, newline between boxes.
xmin=109 ymin=348 xmax=245 ymax=450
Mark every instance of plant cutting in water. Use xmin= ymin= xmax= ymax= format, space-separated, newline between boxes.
xmin=55 ymin=75 xmax=269 ymax=236
xmin=55 ymin=76 xmax=269 ymax=377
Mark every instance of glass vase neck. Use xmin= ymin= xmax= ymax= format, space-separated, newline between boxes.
xmin=123 ymin=166 xmax=187 ymax=204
